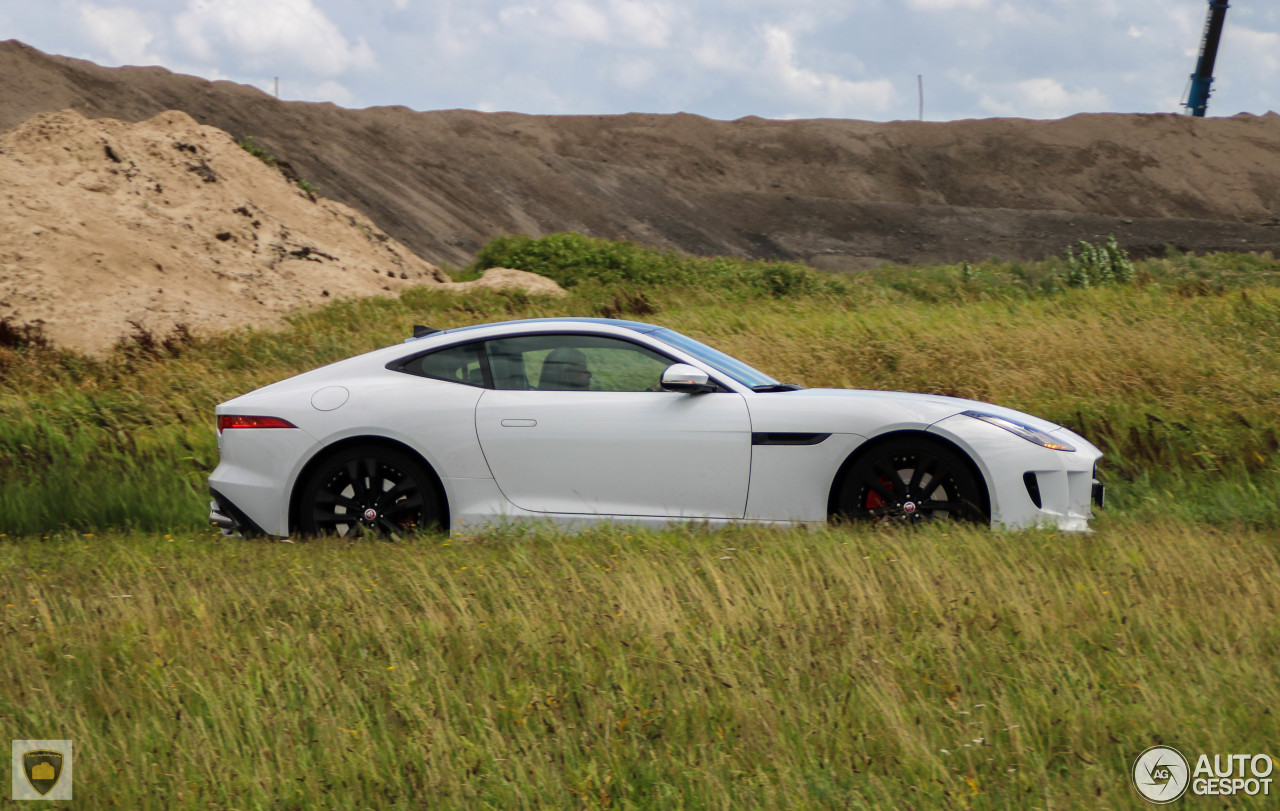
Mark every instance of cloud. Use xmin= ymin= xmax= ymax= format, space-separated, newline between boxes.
xmin=14 ymin=0 xmax=1280 ymax=121
xmin=174 ymin=0 xmax=376 ymax=75
xmin=298 ymin=78 xmax=357 ymax=105
xmin=691 ymin=35 xmax=748 ymax=74
xmin=552 ymin=0 xmax=610 ymax=42
xmin=496 ymin=1 xmax=606 ymax=44
xmin=610 ymin=56 xmax=657 ymax=89
xmin=610 ymin=0 xmax=674 ymax=49
xmin=760 ymin=25 xmax=893 ymax=117
xmin=992 ymin=3 xmax=1032 ymax=26
xmin=1230 ymin=26 xmax=1280 ymax=74
xmin=978 ymin=78 xmax=1107 ymax=118
xmin=78 ymin=3 xmax=158 ymax=65
xmin=497 ymin=0 xmax=677 ymax=49
xmin=907 ymin=0 xmax=991 ymax=10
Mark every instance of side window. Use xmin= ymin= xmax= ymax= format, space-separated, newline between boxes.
xmin=485 ymin=334 xmax=674 ymax=392
xmin=395 ymin=342 xmax=487 ymax=387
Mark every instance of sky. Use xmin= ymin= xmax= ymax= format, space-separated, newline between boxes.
xmin=4 ymin=0 xmax=1278 ymax=122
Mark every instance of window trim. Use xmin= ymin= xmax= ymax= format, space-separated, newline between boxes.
xmin=387 ymin=330 xmax=736 ymax=393
xmin=484 ymin=332 xmax=683 ymax=393
xmin=386 ymin=340 xmax=490 ymax=388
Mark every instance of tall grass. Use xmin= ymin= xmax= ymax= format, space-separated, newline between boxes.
xmin=2 ymin=521 xmax=1277 ymax=808
xmin=0 ymin=237 xmax=1278 ymax=534
xmin=2 ymin=235 xmax=1279 ymax=808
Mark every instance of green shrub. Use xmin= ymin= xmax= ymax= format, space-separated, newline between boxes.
xmin=236 ymin=136 xmax=277 ymax=168
xmin=1062 ymin=236 xmax=1135 ymax=288
xmin=471 ymin=232 xmax=840 ymax=298
xmin=238 ymin=136 xmax=317 ymax=197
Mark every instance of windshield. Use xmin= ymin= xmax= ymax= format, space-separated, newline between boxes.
xmin=651 ymin=328 xmax=780 ymax=389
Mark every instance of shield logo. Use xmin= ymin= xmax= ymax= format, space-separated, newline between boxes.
xmin=22 ymin=749 xmax=63 ymax=797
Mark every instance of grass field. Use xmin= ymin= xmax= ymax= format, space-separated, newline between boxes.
xmin=3 ymin=520 xmax=1277 ymax=808
xmin=1 ymin=236 xmax=1278 ymax=807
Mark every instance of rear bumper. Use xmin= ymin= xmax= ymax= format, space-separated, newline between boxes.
xmin=209 ymin=489 xmax=268 ymax=536
xmin=207 ymin=424 xmax=321 ymax=536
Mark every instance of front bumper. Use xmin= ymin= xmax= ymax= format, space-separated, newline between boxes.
xmin=929 ymin=414 xmax=1104 ymax=531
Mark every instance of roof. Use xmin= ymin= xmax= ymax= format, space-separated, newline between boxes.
xmin=404 ymin=317 xmax=665 ymax=342
xmin=452 ymin=317 xmax=662 ymax=333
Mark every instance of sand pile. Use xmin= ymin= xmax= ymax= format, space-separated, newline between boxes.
xmin=0 ymin=108 xmax=560 ymax=353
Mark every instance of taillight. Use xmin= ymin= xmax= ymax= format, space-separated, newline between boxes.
xmin=217 ymin=415 xmax=298 ymax=433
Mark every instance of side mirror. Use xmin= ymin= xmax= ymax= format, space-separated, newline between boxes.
xmin=661 ymin=363 xmax=716 ymax=394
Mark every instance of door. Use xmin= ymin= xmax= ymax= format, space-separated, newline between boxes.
xmin=474 ymin=333 xmax=751 ymax=518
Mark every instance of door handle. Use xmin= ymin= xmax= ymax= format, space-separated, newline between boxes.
xmin=500 ymin=419 xmax=537 ymax=428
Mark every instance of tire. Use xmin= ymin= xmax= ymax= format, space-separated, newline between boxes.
xmin=297 ymin=445 xmax=443 ymax=538
xmin=836 ymin=439 xmax=988 ymax=525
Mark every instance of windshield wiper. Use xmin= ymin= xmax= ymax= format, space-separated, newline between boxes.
xmin=750 ymin=383 xmax=805 ymax=392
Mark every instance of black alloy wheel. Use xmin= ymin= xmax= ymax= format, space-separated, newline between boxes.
xmin=837 ymin=439 xmax=987 ymax=525
xmin=298 ymin=445 xmax=441 ymax=538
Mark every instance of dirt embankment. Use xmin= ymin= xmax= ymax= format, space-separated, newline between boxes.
xmin=0 ymin=108 xmax=560 ymax=353
xmin=4 ymin=39 xmax=1279 ymax=273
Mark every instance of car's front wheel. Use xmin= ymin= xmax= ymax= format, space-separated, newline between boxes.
xmin=297 ymin=445 xmax=443 ymax=538
xmin=835 ymin=439 xmax=988 ymax=525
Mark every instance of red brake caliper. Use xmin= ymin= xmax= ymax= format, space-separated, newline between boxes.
xmin=865 ymin=476 xmax=895 ymax=510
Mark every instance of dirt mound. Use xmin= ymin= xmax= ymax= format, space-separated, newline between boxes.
xmin=443 ymin=268 xmax=566 ymax=297
xmin=2 ymin=40 xmax=1280 ymax=273
xmin=0 ymin=108 xmax=444 ymax=352
xmin=0 ymin=109 xmax=562 ymax=353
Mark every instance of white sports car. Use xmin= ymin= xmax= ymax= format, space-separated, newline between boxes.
xmin=209 ymin=317 xmax=1103 ymax=537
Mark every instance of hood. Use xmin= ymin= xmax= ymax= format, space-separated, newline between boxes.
xmin=774 ymin=388 xmax=1067 ymax=435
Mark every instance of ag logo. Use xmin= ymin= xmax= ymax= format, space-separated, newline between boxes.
xmin=21 ymin=750 xmax=63 ymax=797
xmin=1133 ymin=746 xmax=1191 ymax=804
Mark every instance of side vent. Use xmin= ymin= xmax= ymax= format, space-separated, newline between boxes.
xmin=1023 ymin=472 xmax=1043 ymax=509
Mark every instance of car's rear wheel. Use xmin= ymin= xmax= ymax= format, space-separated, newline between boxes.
xmin=836 ymin=439 xmax=988 ymax=525
xmin=298 ymin=445 xmax=442 ymax=538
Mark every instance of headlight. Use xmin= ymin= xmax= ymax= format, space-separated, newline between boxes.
xmin=962 ymin=411 xmax=1076 ymax=452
